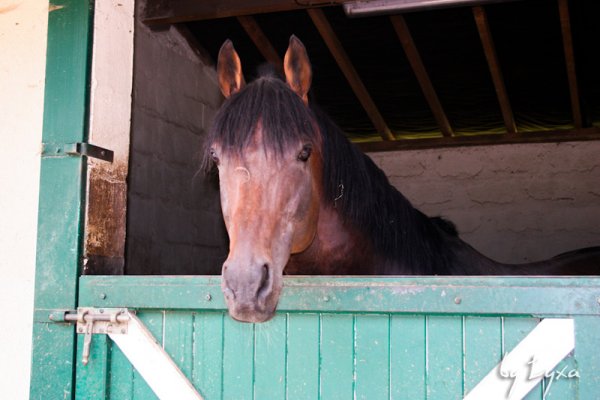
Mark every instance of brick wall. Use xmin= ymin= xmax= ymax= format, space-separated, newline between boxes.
xmin=126 ymin=18 xmax=227 ymax=275
xmin=369 ymin=141 xmax=600 ymax=264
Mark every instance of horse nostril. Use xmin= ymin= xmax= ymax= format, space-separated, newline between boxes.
xmin=256 ymin=263 xmax=271 ymax=299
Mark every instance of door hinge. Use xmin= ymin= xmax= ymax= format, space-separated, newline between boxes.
xmin=50 ymin=307 xmax=130 ymax=365
xmin=42 ymin=142 xmax=114 ymax=162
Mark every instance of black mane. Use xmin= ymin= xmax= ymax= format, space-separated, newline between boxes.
xmin=206 ymin=72 xmax=456 ymax=274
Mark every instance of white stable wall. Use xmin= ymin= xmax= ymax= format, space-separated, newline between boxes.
xmin=370 ymin=140 xmax=600 ymax=264
xmin=0 ymin=1 xmax=48 ymax=398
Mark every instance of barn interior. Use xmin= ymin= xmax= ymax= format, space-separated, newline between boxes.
xmin=87 ymin=0 xmax=600 ymax=276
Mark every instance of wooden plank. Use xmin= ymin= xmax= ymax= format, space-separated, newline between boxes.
xmin=472 ymin=6 xmax=517 ymax=135
xmin=358 ymin=126 xmax=600 ymax=153
xmin=307 ymin=8 xmax=395 ymax=141
xmin=30 ymin=0 xmax=93 ymax=397
xmin=80 ymin=275 xmax=600 ymax=316
xmin=426 ymin=316 xmax=464 ymax=399
xmin=354 ymin=314 xmax=390 ymax=400
xmin=503 ymin=318 xmax=543 ymax=400
xmin=132 ymin=311 xmax=163 ymax=400
xmin=109 ymin=311 xmax=202 ymax=400
xmin=286 ymin=314 xmax=320 ymax=399
xmin=107 ymin=342 xmax=135 ymax=400
xmin=222 ymin=318 xmax=254 ymax=400
xmin=558 ymin=0 xmax=583 ymax=129
xmin=142 ymin=0 xmax=344 ymax=25
xmin=84 ymin=0 xmax=135 ymax=274
xmin=192 ymin=312 xmax=225 ymax=400
xmin=164 ymin=312 xmax=195 ymax=379
xmin=254 ymin=314 xmax=287 ymax=399
xmin=75 ymin=334 xmax=109 ymax=400
xmin=237 ymin=15 xmax=282 ymax=69
xmin=319 ymin=314 xmax=355 ymax=400
xmin=574 ymin=316 xmax=600 ymax=400
xmin=389 ymin=315 xmax=426 ymax=399
xmin=465 ymin=319 xmax=575 ymax=400
xmin=390 ymin=15 xmax=454 ymax=137
xmin=463 ymin=317 xmax=502 ymax=394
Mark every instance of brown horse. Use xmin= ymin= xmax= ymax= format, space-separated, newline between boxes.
xmin=205 ymin=36 xmax=600 ymax=323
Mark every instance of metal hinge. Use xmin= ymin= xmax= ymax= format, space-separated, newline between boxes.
xmin=50 ymin=307 xmax=130 ymax=365
xmin=42 ymin=142 xmax=114 ymax=162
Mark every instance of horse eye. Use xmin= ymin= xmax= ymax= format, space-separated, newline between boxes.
xmin=210 ymin=149 xmax=220 ymax=165
xmin=297 ymin=144 xmax=312 ymax=162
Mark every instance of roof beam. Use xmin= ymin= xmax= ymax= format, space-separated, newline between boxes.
xmin=557 ymin=0 xmax=583 ymax=129
xmin=472 ymin=6 xmax=517 ymax=134
xmin=142 ymin=0 xmax=345 ymax=25
xmin=390 ymin=15 xmax=453 ymax=137
xmin=237 ymin=16 xmax=282 ymax=69
xmin=307 ymin=8 xmax=395 ymax=141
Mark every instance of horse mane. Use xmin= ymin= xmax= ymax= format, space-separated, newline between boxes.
xmin=205 ymin=70 xmax=456 ymax=274
xmin=314 ymin=107 xmax=456 ymax=274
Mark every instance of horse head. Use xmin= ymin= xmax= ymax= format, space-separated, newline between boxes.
xmin=209 ymin=36 xmax=321 ymax=322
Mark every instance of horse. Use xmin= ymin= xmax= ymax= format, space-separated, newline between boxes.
xmin=204 ymin=35 xmax=600 ymax=323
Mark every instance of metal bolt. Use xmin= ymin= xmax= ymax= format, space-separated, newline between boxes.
xmin=205 ymin=293 xmax=212 ymax=301
xmin=323 ymin=296 xmax=330 ymax=302
xmin=121 ymin=328 xmax=126 ymax=334
xmin=78 ymin=328 xmax=84 ymax=333
xmin=99 ymin=309 xmax=104 ymax=313
xmin=99 ymin=293 xmax=107 ymax=300
xmin=48 ymin=314 xmax=54 ymax=321
xmin=454 ymin=297 xmax=462 ymax=305
xmin=597 ymin=297 xmax=600 ymax=305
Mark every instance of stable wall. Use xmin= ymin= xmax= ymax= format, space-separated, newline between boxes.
xmin=126 ymin=7 xmax=228 ymax=275
xmin=370 ymin=140 xmax=600 ymax=264
xmin=0 ymin=1 xmax=48 ymax=398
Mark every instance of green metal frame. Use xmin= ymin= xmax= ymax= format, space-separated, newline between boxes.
xmin=30 ymin=1 xmax=94 ymax=398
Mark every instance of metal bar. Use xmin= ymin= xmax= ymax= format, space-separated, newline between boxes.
xmin=343 ymin=0 xmax=508 ymax=17
xmin=237 ymin=15 xmax=282 ymax=69
xmin=472 ymin=6 xmax=517 ymax=134
xmin=307 ymin=8 xmax=395 ymax=141
xmin=558 ymin=0 xmax=583 ymax=129
xmin=390 ymin=15 xmax=453 ymax=137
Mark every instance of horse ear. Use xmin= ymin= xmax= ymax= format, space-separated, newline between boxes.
xmin=284 ymin=35 xmax=312 ymax=104
xmin=217 ymin=40 xmax=245 ymax=98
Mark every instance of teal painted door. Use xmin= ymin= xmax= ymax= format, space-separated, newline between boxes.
xmin=30 ymin=1 xmax=93 ymax=398
xmin=73 ymin=276 xmax=600 ymax=399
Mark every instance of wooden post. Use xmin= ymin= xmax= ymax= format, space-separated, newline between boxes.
xmin=390 ymin=15 xmax=453 ymax=137
xmin=473 ymin=6 xmax=517 ymax=135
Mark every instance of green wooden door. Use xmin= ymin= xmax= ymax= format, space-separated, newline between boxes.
xmin=73 ymin=276 xmax=600 ymax=399
xmin=30 ymin=1 xmax=93 ymax=398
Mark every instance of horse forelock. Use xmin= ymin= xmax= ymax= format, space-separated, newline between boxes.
xmin=203 ymin=74 xmax=319 ymax=171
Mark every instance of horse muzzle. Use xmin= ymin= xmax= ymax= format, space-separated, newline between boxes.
xmin=221 ymin=260 xmax=282 ymax=323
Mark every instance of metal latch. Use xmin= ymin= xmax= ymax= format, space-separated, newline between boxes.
xmin=42 ymin=142 xmax=114 ymax=162
xmin=51 ymin=308 xmax=130 ymax=365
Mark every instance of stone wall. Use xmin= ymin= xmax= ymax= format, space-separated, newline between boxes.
xmin=369 ymin=140 xmax=600 ymax=264
xmin=126 ymin=17 xmax=227 ymax=275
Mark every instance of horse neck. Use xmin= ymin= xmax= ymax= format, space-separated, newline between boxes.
xmin=286 ymin=203 xmax=379 ymax=275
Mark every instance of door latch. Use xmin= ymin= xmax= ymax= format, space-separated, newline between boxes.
xmin=50 ymin=308 xmax=130 ymax=365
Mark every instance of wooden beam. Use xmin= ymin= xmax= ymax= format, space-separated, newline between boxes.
xmin=237 ymin=15 xmax=282 ymax=69
xmin=472 ymin=6 xmax=517 ymax=135
xmin=390 ymin=15 xmax=453 ymax=137
xmin=357 ymin=126 xmax=600 ymax=153
xmin=143 ymin=0 xmax=345 ymax=25
xmin=307 ymin=8 xmax=394 ymax=141
xmin=558 ymin=0 xmax=583 ymax=129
